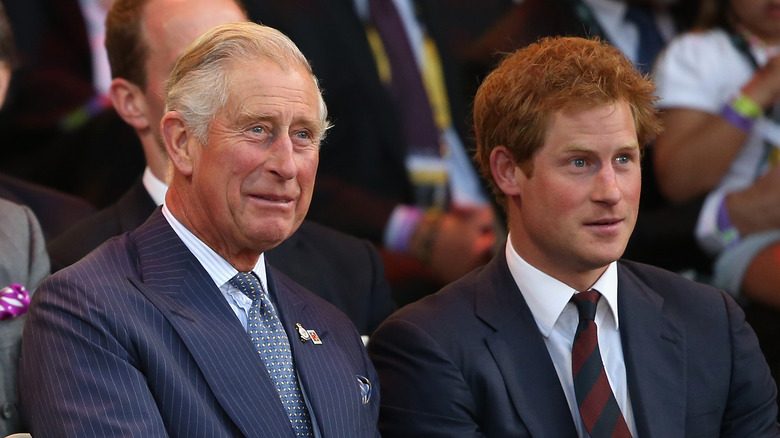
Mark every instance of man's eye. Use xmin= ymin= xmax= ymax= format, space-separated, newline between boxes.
xmin=572 ymin=158 xmax=586 ymax=167
xmin=295 ymin=131 xmax=309 ymax=139
xmin=250 ymin=126 xmax=264 ymax=134
xmin=616 ymin=155 xmax=629 ymax=164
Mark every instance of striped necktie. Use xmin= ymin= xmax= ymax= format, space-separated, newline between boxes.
xmin=368 ymin=0 xmax=440 ymax=156
xmin=230 ymin=272 xmax=313 ymax=437
xmin=571 ymin=289 xmax=631 ymax=438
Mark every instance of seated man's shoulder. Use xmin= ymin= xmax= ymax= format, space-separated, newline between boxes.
xmin=0 ymin=197 xmax=29 ymax=223
xmin=47 ymin=232 xmax=139 ymax=288
xmin=273 ymin=219 xmax=377 ymax=264
xmin=295 ymin=220 xmax=367 ymax=248
xmin=619 ymin=259 xmax=733 ymax=311
xmin=0 ymin=172 xmax=95 ymax=239
xmin=47 ymin=204 xmax=126 ymax=271
xmin=375 ymin=266 xmax=487 ymax=339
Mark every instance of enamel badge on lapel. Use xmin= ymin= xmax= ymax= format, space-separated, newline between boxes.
xmin=297 ymin=323 xmax=322 ymax=344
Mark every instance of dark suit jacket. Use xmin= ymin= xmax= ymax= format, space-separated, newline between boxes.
xmin=47 ymin=181 xmax=396 ymax=335
xmin=368 ymin=250 xmax=780 ymax=437
xmin=0 ymin=173 xmax=95 ymax=241
xmin=19 ymin=210 xmax=380 ymax=437
xmin=47 ymin=178 xmax=158 ymax=273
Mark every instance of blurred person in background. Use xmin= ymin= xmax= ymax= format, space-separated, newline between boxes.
xmin=653 ymin=0 xmax=780 ymax=399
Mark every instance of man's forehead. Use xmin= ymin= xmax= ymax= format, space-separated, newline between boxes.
xmin=222 ymin=61 xmax=319 ymax=113
xmin=141 ymin=0 xmax=246 ymax=47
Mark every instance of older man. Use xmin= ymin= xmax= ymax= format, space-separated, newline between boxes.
xmin=368 ymin=36 xmax=780 ymax=437
xmin=47 ymin=0 xmax=395 ymax=337
xmin=19 ymin=22 xmax=379 ymax=437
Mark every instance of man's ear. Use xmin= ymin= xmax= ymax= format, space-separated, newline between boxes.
xmin=161 ymin=111 xmax=195 ymax=176
xmin=109 ymin=77 xmax=151 ymax=131
xmin=490 ymin=145 xmax=524 ymax=197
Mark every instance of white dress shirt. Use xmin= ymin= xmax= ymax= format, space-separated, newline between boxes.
xmin=583 ymin=0 xmax=676 ymax=66
xmin=142 ymin=167 xmax=168 ymax=206
xmin=161 ymin=204 xmax=267 ymax=330
xmin=505 ymin=237 xmax=637 ymax=437
xmin=78 ymin=0 xmax=112 ymax=97
xmin=161 ymin=205 xmax=323 ymax=437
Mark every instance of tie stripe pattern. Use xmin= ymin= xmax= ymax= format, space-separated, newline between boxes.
xmin=571 ymin=290 xmax=632 ymax=438
xmin=230 ymin=272 xmax=313 ymax=437
xmin=369 ymin=0 xmax=441 ymax=155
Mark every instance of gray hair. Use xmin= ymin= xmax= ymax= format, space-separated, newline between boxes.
xmin=165 ymin=21 xmax=330 ymax=143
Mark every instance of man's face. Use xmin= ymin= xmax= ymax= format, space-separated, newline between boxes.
xmin=509 ymin=100 xmax=641 ymax=288
xmin=186 ymin=60 xmax=322 ymax=255
xmin=141 ymin=0 xmax=245 ymax=144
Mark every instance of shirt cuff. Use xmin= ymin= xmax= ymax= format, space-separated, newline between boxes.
xmin=695 ymin=190 xmax=740 ymax=256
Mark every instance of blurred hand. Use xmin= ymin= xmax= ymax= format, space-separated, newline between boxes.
xmin=727 ymin=165 xmax=780 ymax=236
xmin=412 ymin=205 xmax=497 ymax=285
xmin=743 ymin=54 xmax=780 ymax=108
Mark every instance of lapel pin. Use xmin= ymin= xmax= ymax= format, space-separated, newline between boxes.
xmin=308 ymin=329 xmax=322 ymax=345
xmin=296 ymin=323 xmax=311 ymax=343
xmin=296 ymin=323 xmax=323 ymax=345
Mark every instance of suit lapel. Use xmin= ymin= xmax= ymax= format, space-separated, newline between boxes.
xmin=127 ymin=210 xmax=294 ymax=438
xmin=270 ymin=268 xmax=365 ymax=436
xmin=618 ymin=263 xmax=686 ymax=438
xmin=477 ymin=253 xmax=579 ymax=438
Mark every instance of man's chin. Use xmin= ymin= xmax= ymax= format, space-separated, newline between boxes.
xmin=247 ymin=219 xmax=302 ymax=251
xmin=585 ymin=250 xmax=625 ymax=270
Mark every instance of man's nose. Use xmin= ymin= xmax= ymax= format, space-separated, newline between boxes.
xmin=266 ymin=135 xmax=297 ymax=180
xmin=592 ymin=164 xmax=622 ymax=204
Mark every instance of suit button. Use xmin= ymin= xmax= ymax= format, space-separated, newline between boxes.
xmin=1 ymin=402 xmax=14 ymax=419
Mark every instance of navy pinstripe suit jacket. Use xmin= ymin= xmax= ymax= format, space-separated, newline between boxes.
xmin=18 ymin=210 xmax=380 ymax=437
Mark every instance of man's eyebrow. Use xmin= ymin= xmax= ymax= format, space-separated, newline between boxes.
xmin=232 ymin=110 xmax=271 ymax=126
xmin=559 ymin=142 xmax=640 ymax=153
xmin=232 ymin=110 xmax=320 ymax=125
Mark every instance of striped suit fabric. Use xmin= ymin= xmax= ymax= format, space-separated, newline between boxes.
xmin=18 ymin=209 xmax=380 ymax=437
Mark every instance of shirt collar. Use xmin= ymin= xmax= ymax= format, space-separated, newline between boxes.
xmin=161 ymin=204 xmax=268 ymax=291
xmin=583 ymin=0 xmax=626 ymax=33
xmin=504 ymin=236 xmax=620 ymax=338
xmin=142 ymin=166 xmax=168 ymax=206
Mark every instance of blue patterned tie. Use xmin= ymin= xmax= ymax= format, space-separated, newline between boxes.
xmin=230 ymin=272 xmax=313 ymax=437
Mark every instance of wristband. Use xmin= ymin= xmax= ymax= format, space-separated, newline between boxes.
xmin=720 ymin=94 xmax=762 ymax=132
xmin=720 ymin=104 xmax=755 ymax=131
xmin=732 ymin=94 xmax=762 ymax=118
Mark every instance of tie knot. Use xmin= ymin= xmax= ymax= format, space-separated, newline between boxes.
xmin=572 ymin=289 xmax=601 ymax=321
xmin=229 ymin=271 xmax=262 ymax=300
